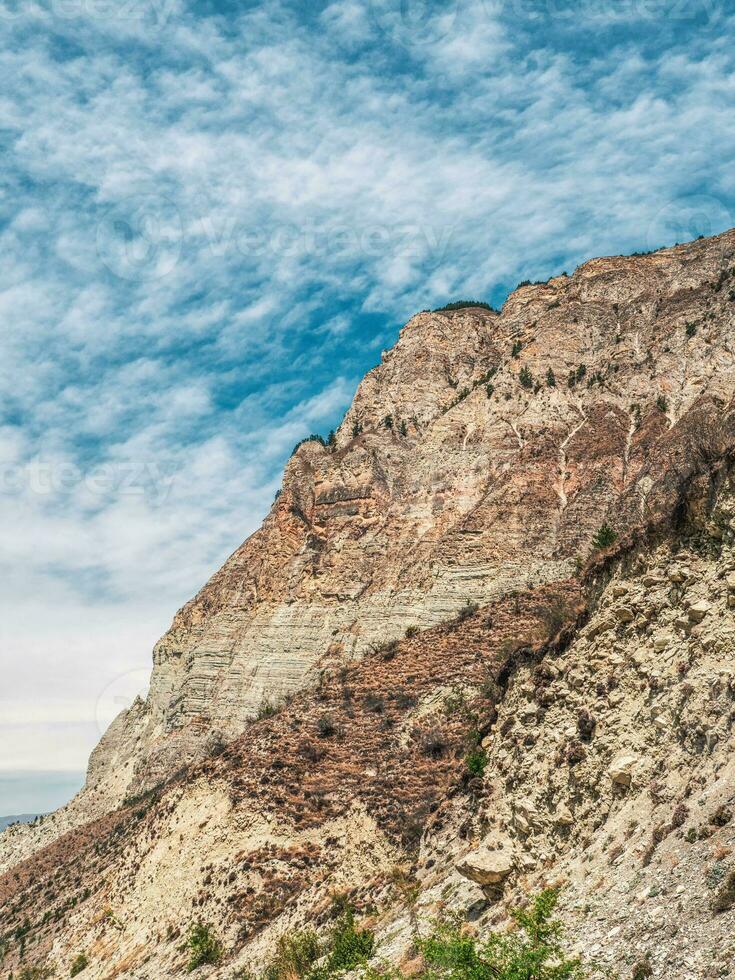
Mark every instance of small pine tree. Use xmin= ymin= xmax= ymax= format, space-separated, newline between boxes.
xmin=592 ymin=523 xmax=617 ymax=550
xmin=399 ymin=420 xmax=408 ymax=437
xmin=519 ymin=366 xmax=533 ymax=389
xmin=351 ymin=420 xmax=363 ymax=439
xmin=685 ymin=321 xmax=697 ymax=337
xmin=546 ymin=367 xmax=556 ymax=387
xmin=327 ymin=430 xmax=336 ymax=447
xmin=486 ymin=383 xmax=495 ymax=398
xmin=383 ymin=415 xmax=394 ymax=429
xmin=656 ymin=395 xmax=669 ymax=412
xmin=511 ymin=340 xmax=522 ymax=358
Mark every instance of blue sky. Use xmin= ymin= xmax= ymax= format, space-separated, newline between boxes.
xmin=1 ymin=0 xmax=734 ymax=814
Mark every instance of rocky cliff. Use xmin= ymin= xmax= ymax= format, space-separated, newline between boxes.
xmin=3 ymin=230 xmax=735 ymax=979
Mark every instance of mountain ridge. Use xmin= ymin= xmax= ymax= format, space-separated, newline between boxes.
xmin=3 ymin=229 xmax=735 ymax=978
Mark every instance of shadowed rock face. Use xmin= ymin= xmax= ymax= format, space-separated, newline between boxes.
xmin=87 ymin=230 xmax=735 ymax=803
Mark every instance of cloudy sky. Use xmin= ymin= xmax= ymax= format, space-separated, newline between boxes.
xmin=1 ymin=0 xmax=733 ymax=814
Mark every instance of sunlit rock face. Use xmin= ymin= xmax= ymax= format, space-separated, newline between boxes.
xmin=91 ymin=229 xmax=735 ymax=800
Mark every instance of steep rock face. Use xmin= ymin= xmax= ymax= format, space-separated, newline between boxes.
xmin=88 ymin=230 xmax=735 ymax=805
xmin=3 ymin=229 xmax=735 ymax=894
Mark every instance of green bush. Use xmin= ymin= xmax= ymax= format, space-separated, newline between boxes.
xmin=656 ymin=395 xmax=669 ymax=412
xmin=465 ymin=748 xmax=488 ymax=776
xmin=546 ymin=368 xmax=556 ymax=387
xmin=418 ymin=888 xmax=584 ymax=980
xmin=519 ymin=367 xmax=534 ymax=389
xmin=320 ymin=908 xmax=375 ymax=975
xmin=19 ymin=967 xmax=55 ymax=980
xmin=511 ymin=341 xmax=522 ymax=358
xmin=264 ymin=929 xmax=321 ymax=980
xmin=70 ymin=952 xmax=89 ymax=976
xmin=186 ymin=922 xmax=223 ymax=972
xmin=685 ymin=321 xmax=697 ymax=337
xmin=591 ymin=523 xmax=617 ymax=550
xmin=486 ymin=383 xmax=495 ymax=398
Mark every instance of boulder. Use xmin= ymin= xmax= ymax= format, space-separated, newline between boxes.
xmin=554 ymin=803 xmax=574 ymax=826
xmin=688 ymin=599 xmax=711 ymax=623
xmin=456 ymin=842 xmax=515 ymax=886
xmin=614 ymin=606 xmax=635 ymax=624
xmin=609 ymin=754 xmax=638 ymax=787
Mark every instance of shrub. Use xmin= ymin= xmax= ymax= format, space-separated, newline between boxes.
xmin=70 ymin=953 xmax=89 ymax=977
xmin=363 ymin=693 xmax=385 ymax=714
xmin=591 ymin=523 xmax=617 ymax=550
xmin=546 ymin=367 xmax=556 ymax=387
xmin=316 ymin=715 xmax=337 ymax=738
xmin=465 ymin=747 xmax=488 ymax=776
xmin=418 ymin=888 xmax=584 ymax=980
xmin=19 ymin=967 xmax=54 ymax=980
xmin=456 ymin=600 xmax=479 ymax=622
xmin=263 ymin=929 xmax=320 ymax=980
xmin=511 ymin=340 xmax=522 ymax=358
xmin=486 ymin=383 xmax=495 ymax=398
xmin=685 ymin=321 xmax=697 ymax=337
xmin=399 ymin=420 xmax=408 ymax=437
xmin=632 ymin=957 xmax=653 ymax=979
xmin=186 ymin=923 xmax=223 ymax=972
xmin=319 ymin=908 xmax=375 ymax=975
xmin=256 ymin=698 xmax=277 ymax=721
xmin=419 ymin=726 xmax=448 ymax=759
xmin=656 ymin=394 xmax=669 ymax=412
xmin=405 ymin=625 xmax=419 ymax=638
xmin=351 ymin=421 xmax=363 ymax=439
xmin=433 ymin=300 xmax=495 ymax=312
xmin=519 ymin=366 xmax=533 ymax=389
xmin=383 ymin=415 xmax=393 ymax=429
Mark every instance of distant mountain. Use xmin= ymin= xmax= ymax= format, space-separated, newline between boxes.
xmin=0 ymin=814 xmax=39 ymax=832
